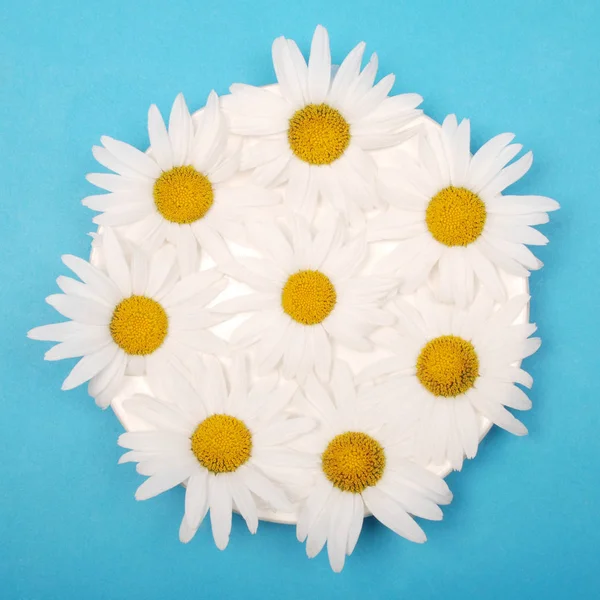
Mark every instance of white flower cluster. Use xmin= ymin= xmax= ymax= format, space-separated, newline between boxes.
xmin=28 ymin=25 xmax=558 ymax=572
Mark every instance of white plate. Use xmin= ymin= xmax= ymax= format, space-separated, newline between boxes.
xmin=90 ymin=97 xmax=529 ymax=525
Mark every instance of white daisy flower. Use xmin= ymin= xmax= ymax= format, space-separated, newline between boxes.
xmin=294 ymin=361 xmax=452 ymax=572
xmin=358 ymin=291 xmax=540 ymax=470
xmin=214 ymin=217 xmax=396 ymax=381
xmin=222 ymin=25 xmax=422 ymax=222
xmin=85 ymin=92 xmax=279 ymax=275
xmin=118 ymin=356 xmax=314 ymax=548
xmin=370 ymin=115 xmax=559 ymax=305
xmin=27 ymin=228 xmax=228 ymax=407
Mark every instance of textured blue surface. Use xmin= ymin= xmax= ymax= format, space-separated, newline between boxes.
xmin=1 ymin=1 xmax=598 ymax=598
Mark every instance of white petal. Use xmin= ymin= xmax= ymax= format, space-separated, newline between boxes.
xmin=146 ymin=244 xmax=177 ymax=297
xmin=307 ymin=25 xmax=331 ymax=104
xmin=468 ymin=132 xmax=515 ymax=188
xmin=346 ymin=493 xmax=365 ymax=555
xmin=124 ymin=394 xmax=192 ymax=432
xmin=102 ymin=228 xmax=131 ymax=297
xmin=480 ymin=152 xmax=533 ymax=198
xmin=28 ymin=321 xmax=85 ymax=342
xmin=56 ymin=275 xmax=107 ymax=306
xmin=272 ymin=36 xmax=305 ymax=106
xmin=193 ymin=91 xmax=226 ymax=173
xmin=237 ymin=464 xmax=290 ymax=512
xmin=169 ymin=93 xmax=193 ymax=166
xmin=192 ymin=222 xmax=234 ymax=267
xmin=285 ymin=159 xmax=318 ymax=217
xmin=179 ymin=516 xmax=199 ymax=544
xmin=449 ymin=118 xmax=471 ymax=186
xmin=241 ymin=139 xmax=289 ymax=169
xmin=453 ymin=397 xmax=480 ymax=459
xmin=328 ymin=42 xmax=366 ymax=107
xmin=176 ymin=224 xmax=199 ymax=277
xmin=251 ymin=154 xmax=291 ymax=187
xmin=61 ymin=254 xmax=121 ymax=304
xmin=282 ymin=325 xmax=307 ymax=380
xmin=380 ymin=478 xmax=443 ymax=520
xmin=362 ymin=486 xmax=426 ymax=543
xmin=330 ymin=360 xmax=356 ymax=410
xmin=101 ymin=136 xmax=161 ymax=179
xmin=135 ymin=465 xmax=193 ymax=500
xmin=327 ymin=491 xmax=354 ymax=572
xmin=131 ymin=250 xmax=150 ymax=296
xmin=347 ymin=73 xmax=395 ymax=121
xmin=312 ymin=325 xmax=332 ymax=382
xmin=45 ymin=329 xmax=110 ymax=361
xmin=92 ymin=145 xmax=148 ymax=180
xmin=148 ymin=104 xmax=173 ymax=171
xmin=254 ymin=418 xmax=314 ymax=447
xmin=213 ymin=293 xmax=276 ymax=314
xmin=467 ymin=390 xmax=528 ymax=436
xmin=208 ymin=151 xmax=240 ymax=183
xmin=229 ymin=476 xmax=259 ymax=534
xmin=86 ymin=172 xmax=137 ymax=193
xmin=297 ymin=478 xmax=333 ymax=543
xmin=46 ymin=294 xmax=111 ymax=325
xmin=62 ymin=344 xmax=119 ymax=390
xmin=92 ymin=203 xmax=152 ymax=227
xmin=466 ymin=245 xmax=506 ymax=302
xmin=88 ymin=351 xmax=127 ymax=399
xmin=184 ymin=470 xmax=209 ymax=531
xmin=488 ymin=194 xmax=559 ymax=214
xmin=118 ymin=430 xmax=190 ymax=452
xmin=305 ymin=493 xmax=333 ymax=558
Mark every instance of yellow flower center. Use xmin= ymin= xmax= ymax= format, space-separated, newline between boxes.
xmin=110 ymin=295 xmax=168 ymax=355
xmin=191 ymin=414 xmax=252 ymax=474
xmin=426 ymin=186 xmax=487 ymax=246
xmin=416 ymin=335 xmax=479 ymax=397
xmin=153 ymin=165 xmax=214 ymax=224
xmin=281 ymin=270 xmax=337 ymax=326
xmin=287 ymin=103 xmax=350 ymax=165
xmin=322 ymin=432 xmax=386 ymax=494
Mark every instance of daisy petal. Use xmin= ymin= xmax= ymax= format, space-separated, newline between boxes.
xmin=308 ymin=25 xmax=331 ymax=104
xmin=148 ymin=104 xmax=173 ymax=171
xmin=61 ymin=344 xmax=119 ymax=390
xmin=363 ymin=486 xmax=426 ymax=543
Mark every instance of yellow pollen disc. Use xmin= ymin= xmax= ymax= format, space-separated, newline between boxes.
xmin=153 ymin=165 xmax=214 ymax=224
xmin=322 ymin=432 xmax=386 ymax=494
xmin=287 ymin=103 xmax=351 ymax=165
xmin=416 ymin=335 xmax=480 ymax=397
xmin=281 ymin=270 xmax=337 ymax=326
xmin=190 ymin=414 xmax=252 ymax=474
xmin=109 ymin=295 xmax=168 ymax=355
xmin=426 ymin=186 xmax=487 ymax=246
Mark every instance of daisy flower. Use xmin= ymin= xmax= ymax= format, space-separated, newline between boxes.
xmin=118 ymin=356 xmax=314 ymax=547
xmin=371 ymin=115 xmax=559 ymax=306
xmin=294 ymin=361 xmax=452 ymax=572
xmin=358 ymin=291 xmax=540 ymax=470
xmin=214 ymin=217 xmax=396 ymax=381
xmin=85 ymin=92 xmax=279 ymax=275
xmin=222 ymin=25 xmax=422 ymax=222
xmin=27 ymin=228 xmax=227 ymax=407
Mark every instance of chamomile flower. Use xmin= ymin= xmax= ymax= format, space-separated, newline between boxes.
xmin=85 ymin=92 xmax=279 ymax=275
xmin=27 ymin=228 xmax=227 ymax=407
xmin=358 ymin=292 xmax=540 ymax=470
xmin=214 ymin=217 xmax=396 ymax=381
xmin=294 ymin=361 xmax=452 ymax=572
xmin=222 ymin=25 xmax=422 ymax=222
xmin=371 ymin=115 xmax=559 ymax=305
xmin=118 ymin=356 xmax=314 ymax=548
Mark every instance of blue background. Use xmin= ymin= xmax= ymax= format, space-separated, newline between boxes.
xmin=1 ymin=0 xmax=598 ymax=598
